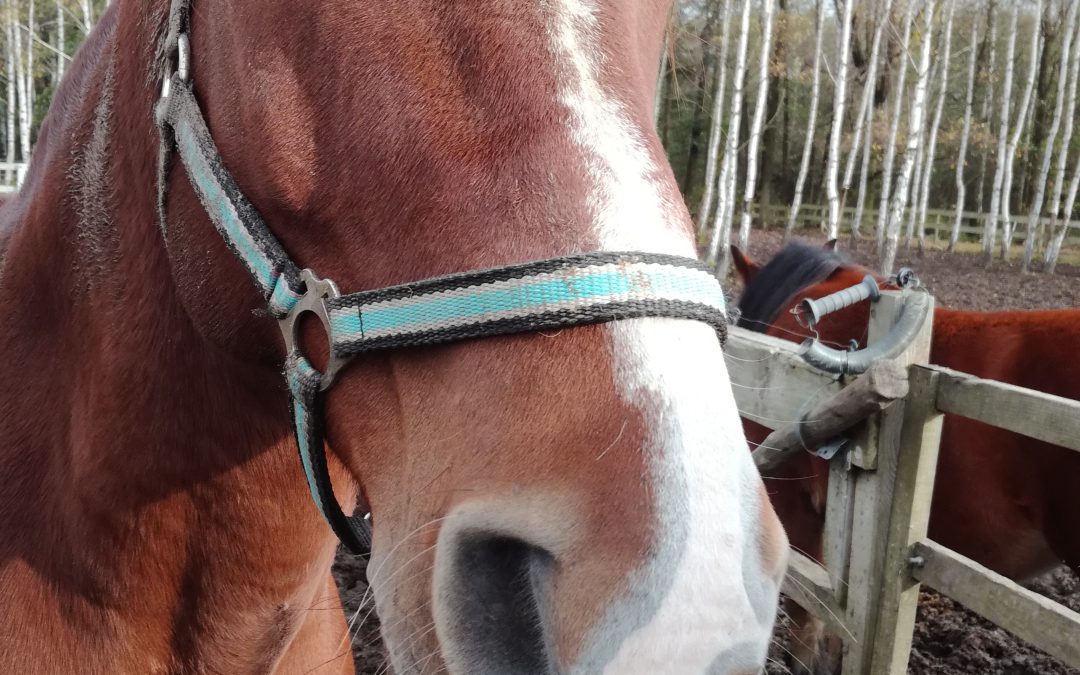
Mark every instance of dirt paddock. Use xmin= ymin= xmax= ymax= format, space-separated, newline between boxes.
xmin=331 ymin=229 xmax=1080 ymax=674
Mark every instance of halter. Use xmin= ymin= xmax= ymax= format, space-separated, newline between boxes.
xmin=154 ymin=0 xmax=729 ymax=554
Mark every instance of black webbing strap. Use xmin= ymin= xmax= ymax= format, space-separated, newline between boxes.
xmin=286 ymin=355 xmax=372 ymax=553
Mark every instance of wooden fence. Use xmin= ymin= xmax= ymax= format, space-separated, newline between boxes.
xmin=748 ymin=202 xmax=1080 ymax=247
xmin=728 ymin=292 xmax=1080 ymax=673
xmin=0 ymin=162 xmax=27 ymax=193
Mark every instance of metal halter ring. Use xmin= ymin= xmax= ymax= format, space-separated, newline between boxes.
xmin=278 ymin=269 xmax=348 ymax=391
xmin=159 ymin=33 xmax=191 ymax=100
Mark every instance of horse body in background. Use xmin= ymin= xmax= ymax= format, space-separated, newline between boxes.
xmin=732 ymin=242 xmax=1080 ymax=674
xmin=0 ymin=1 xmax=787 ymax=673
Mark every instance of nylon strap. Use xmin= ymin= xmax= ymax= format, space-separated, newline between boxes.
xmin=327 ymin=252 xmax=727 ymax=356
xmin=154 ymin=4 xmax=729 ymax=556
xmin=286 ymin=355 xmax=372 ymax=553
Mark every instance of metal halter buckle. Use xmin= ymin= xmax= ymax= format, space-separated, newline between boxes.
xmin=278 ymin=269 xmax=347 ymax=391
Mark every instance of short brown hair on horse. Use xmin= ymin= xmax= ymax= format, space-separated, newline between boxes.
xmin=733 ymin=241 xmax=1080 ymax=675
xmin=0 ymin=2 xmax=788 ymax=673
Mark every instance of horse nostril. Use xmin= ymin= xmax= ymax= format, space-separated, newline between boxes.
xmin=439 ymin=534 xmax=556 ymax=674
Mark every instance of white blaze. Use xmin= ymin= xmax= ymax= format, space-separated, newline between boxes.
xmin=544 ymin=1 xmax=780 ymax=673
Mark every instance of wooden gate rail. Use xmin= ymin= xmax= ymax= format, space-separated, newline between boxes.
xmin=909 ymin=540 xmax=1080 ymax=667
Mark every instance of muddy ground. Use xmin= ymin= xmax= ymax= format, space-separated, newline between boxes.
xmin=332 ymin=229 xmax=1080 ymax=674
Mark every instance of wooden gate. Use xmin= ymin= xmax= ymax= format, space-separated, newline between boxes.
xmin=728 ymin=290 xmax=1080 ymax=672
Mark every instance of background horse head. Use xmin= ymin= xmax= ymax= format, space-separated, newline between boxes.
xmin=0 ymin=1 xmax=787 ymax=673
xmin=732 ymin=240 xmax=1080 ymax=675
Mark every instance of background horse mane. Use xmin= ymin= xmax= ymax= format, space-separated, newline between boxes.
xmin=735 ymin=241 xmax=845 ymax=332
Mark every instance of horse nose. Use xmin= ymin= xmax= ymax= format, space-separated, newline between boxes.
xmin=434 ymin=529 xmax=557 ymax=674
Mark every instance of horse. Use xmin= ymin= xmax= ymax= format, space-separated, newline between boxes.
xmin=0 ymin=1 xmax=790 ymax=673
xmin=731 ymin=240 xmax=1080 ymax=674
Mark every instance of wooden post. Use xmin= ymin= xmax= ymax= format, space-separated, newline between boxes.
xmin=866 ymin=362 xmax=943 ymax=673
xmin=838 ymin=291 xmax=936 ymax=675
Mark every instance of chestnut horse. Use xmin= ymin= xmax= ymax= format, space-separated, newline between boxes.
xmin=731 ymin=241 xmax=1080 ymax=674
xmin=0 ymin=1 xmax=789 ymax=673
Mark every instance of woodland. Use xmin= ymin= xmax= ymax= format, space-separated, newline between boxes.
xmin=658 ymin=0 xmax=1080 ymax=275
xmin=3 ymin=1 xmax=1079 ymax=276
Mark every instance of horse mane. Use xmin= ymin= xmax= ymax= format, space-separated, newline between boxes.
xmin=736 ymin=241 xmax=847 ymax=332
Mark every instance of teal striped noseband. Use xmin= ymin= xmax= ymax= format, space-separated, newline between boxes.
xmin=154 ymin=6 xmax=729 ymax=554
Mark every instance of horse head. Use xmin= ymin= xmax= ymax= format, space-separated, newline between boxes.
xmin=157 ymin=1 xmax=788 ymax=672
xmin=0 ymin=1 xmax=787 ymax=672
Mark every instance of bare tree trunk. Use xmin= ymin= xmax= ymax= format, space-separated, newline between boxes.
xmin=951 ymin=19 xmax=979 ymax=252
xmin=786 ymin=0 xmax=825 ymax=241
xmin=852 ymin=96 xmax=875 ymax=244
xmin=999 ymin=0 xmax=1043 ymax=262
xmin=26 ymin=0 xmax=33 ymax=119
xmin=841 ymin=0 xmax=892 ymax=212
xmin=881 ymin=0 xmax=936 ymax=276
xmin=876 ymin=0 xmax=916 ymax=253
xmin=906 ymin=140 xmax=925 ymax=250
xmin=81 ymin=0 xmax=92 ymax=34
xmin=1043 ymin=2 xmax=1080 ymax=270
xmin=1022 ymin=0 xmax=1077 ymax=272
xmin=12 ymin=0 xmax=29 ymax=162
xmin=1047 ymin=150 xmax=1080 ymax=274
xmin=55 ymin=0 xmax=64 ymax=85
xmin=698 ymin=0 xmax=734 ymax=233
xmin=708 ymin=0 xmax=752 ymax=272
xmin=975 ymin=2 xmax=998 ymax=220
xmin=824 ymin=0 xmax=854 ymax=239
xmin=737 ymin=0 xmax=776 ymax=250
xmin=984 ymin=4 xmax=1020 ymax=267
xmin=917 ymin=0 xmax=956 ymax=254
xmin=5 ymin=0 xmax=15 ymax=169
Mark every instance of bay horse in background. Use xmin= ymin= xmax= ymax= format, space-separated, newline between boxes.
xmin=731 ymin=241 xmax=1080 ymax=674
xmin=0 ymin=0 xmax=789 ymax=673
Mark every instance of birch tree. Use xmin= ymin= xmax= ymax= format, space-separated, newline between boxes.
xmin=5 ymin=0 xmax=15 ymax=168
xmin=841 ymin=0 xmax=893 ymax=212
xmin=984 ymin=4 xmax=1020 ymax=266
xmin=737 ymin=0 xmax=776 ymax=250
xmin=786 ymin=0 xmax=825 ymax=240
xmin=999 ymin=0 xmax=1043 ymax=261
xmin=1047 ymin=149 xmax=1080 ymax=273
xmin=824 ymin=0 xmax=854 ymax=238
xmin=852 ymin=93 xmax=875 ymax=243
xmin=975 ymin=1 xmax=998 ymax=218
xmin=916 ymin=0 xmax=955 ymax=253
xmin=12 ymin=0 xmax=30 ymax=161
xmin=906 ymin=140 xmax=926 ymax=249
xmin=882 ymin=0 xmax=936 ymax=275
xmin=1022 ymin=0 xmax=1078 ymax=271
xmin=951 ymin=19 xmax=979 ymax=252
xmin=56 ymin=0 xmax=65 ymax=84
xmin=707 ymin=0 xmax=752 ymax=271
xmin=1044 ymin=3 xmax=1080 ymax=270
xmin=81 ymin=0 xmax=91 ymax=33
xmin=25 ymin=0 xmax=34 ymax=117
xmin=876 ymin=0 xmax=917 ymax=251
xmin=698 ymin=0 xmax=734 ymax=232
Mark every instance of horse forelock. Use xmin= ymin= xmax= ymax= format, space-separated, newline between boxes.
xmin=736 ymin=242 xmax=848 ymax=332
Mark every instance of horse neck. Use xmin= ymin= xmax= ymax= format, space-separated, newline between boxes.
xmin=0 ymin=5 xmax=339 ymax=663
